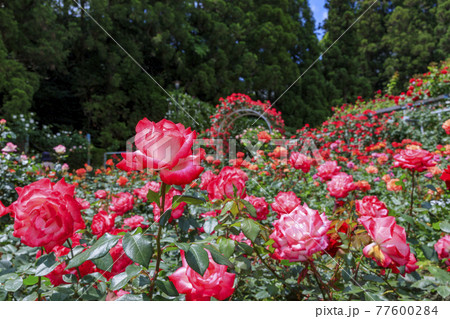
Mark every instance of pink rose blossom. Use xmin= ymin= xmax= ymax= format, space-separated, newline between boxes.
xmin=169 ymin=250 xmax=235 ymax=301
xmin=435 ymin=235 xmax=450 ymax=266
xmin=355 ymin=196 xmax=389 ymax=218
xmin=270 ymin=191 xmax=301 ymax=217
xmin=326 ymin=173 xmax=356 ymax=199
xmin=270 ymin=204 xmax=331 ymax=262
xmin=359 ymin=216 xmax=410 ymax=268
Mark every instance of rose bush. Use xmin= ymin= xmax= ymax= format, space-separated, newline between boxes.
xmin=0 ymin=61 xmax=450 ymax=301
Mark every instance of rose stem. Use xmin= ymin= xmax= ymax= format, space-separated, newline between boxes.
xmin=66 ymin=239 xmax=82 ymax=280
xmin=309 ymin=260 xmax=331 ymax=300
xmin=148 ymin=182 xmax=167 ymax=300
xmin=408 ymin=171 xmax=416 ymax=233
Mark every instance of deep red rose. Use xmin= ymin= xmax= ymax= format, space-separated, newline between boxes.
xmin=36 ymin=235 xmax=96 ymax=286
xmin=10 ymin=178 xmax=85 ymax=252
xmin=101 ymin=239 xmax=133 ymax=280
xmin=440 ymin=165 xmax=450 ymax=190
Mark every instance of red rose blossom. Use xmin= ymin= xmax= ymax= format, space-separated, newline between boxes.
xmin=169 ymin=250 xmax=235 ymax=301
xmin=326 ymin=173 xmax=357 ymax=199
xmin=355 ymin=196 xmax=389 ymax=218
xmin=270 ymin=204 xmax=331 ymax=262
xmin=10 ymin=178 xmax=85 ymax=252
xmin=117 ymin=119 xmax=203 ymax=185
xmin=270 ymin=191 xmax=301 ymax=217
xmin=393 ymin=148 xmax=435 ymax=172
xmin=91 ymin=210 xmax=116 ymax=238
xmin=289 ymin=152 xmax=311 ymax=173
xmin=244 ymin=195 xmax=269 ymax=220
xmin=206 ymin=166 xmax=248 ymax=201
xmin=109 ymin=192 xmax=134 ymax=216
xmin=359 ymin=216 xmax=410 ymax=269
xmin=317 ymin=160 xmax=341 ymax=182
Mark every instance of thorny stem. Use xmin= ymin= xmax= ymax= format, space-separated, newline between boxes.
xmin=66 ymin=239 xmax=82 ymax=280
xmin=408 ymin=171 xmax=416 ymax=233
xmin=359 ymin=262 xmax=401 ymax=298
xmin=252 ymin=241 xmax=283 ymax=282
xmin=148 ymin=183 xmax=167 ymax=300
xmin=309 ymin=260 xmax=332 ymax=301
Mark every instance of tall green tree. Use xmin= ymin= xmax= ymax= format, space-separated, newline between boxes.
xmin=435 ymin=0 xmax=450 ymax=60
xmin=382 ymin=0 xmax=438 ymax=91
xmin=321 ymin=0 xmax=372 ymax=106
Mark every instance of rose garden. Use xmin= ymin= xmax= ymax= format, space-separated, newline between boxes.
xmin=0 ymin=59 xmax=449 ymax=302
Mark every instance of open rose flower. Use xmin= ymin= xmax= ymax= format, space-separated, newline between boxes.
xmin=123 ymin=215 xmax=147 ymax=229
xmin=117 ymin=118 xmax=203 ymax=185
xmin=53 ymin=145 xmax=66 ymax=154
xmin=9 ymin=178 xmax=85 ymax=252
xmin=355 ymin=196 xmax=389 ymax=218
xmin=393 ymin=149 xmax=436 ymax=172
xmin=326 ymin=173 xmax=356 ymax=199
xmin=316 ymin=160 xmax=341 ymax=182
xmin=199 ymin=171 xmax=217 ymax=190
xmin=244 ymin=195 xmax=269 ymax=220
xmin=95 ymin=190 xmax=108 ymax=199
xmin=359 ymin=216 xmax=410 ymax=269
xmin=109 ymin=192 xmax=134 ymax=216
xmin=91 ymin=210 xmax=116 ymax=238
xmin=257 ymin=131 xmax=271 ymax=143
xmin=270 ymin=191 xmax=301 ymax=217
xmin=386 ymin=179 xmax=402 ymax=192
xmin=206 ymin=166 xmax=248 ymax=201
xmin=434 ymin=235 xmax=450 ymax=266
xmin=169 ymin=250 xmax=235 ymax=301
xmin=270 ymin=204 xmax=330 ymax=262
xmin=289 ymin=152 xmax=311 ymax=173
xmin=2 ymin=142 xmax=17 ymax=153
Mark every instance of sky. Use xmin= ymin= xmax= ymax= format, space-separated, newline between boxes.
xmin=309 ymin=0 xmax=328 ymax=39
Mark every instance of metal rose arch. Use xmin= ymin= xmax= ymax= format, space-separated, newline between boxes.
xmin=208 ymin=93 xmax=285 ymax=141
xmin=217 ymin=108 xmax=273 ymax=137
